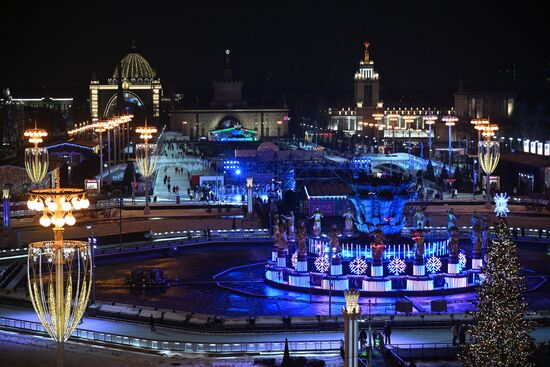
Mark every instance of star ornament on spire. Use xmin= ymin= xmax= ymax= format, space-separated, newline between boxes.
xmin=494 ymin=192 xmax=510 ymax=217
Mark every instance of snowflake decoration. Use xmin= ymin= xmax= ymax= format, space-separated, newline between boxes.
xmin=388 ymin=257 xmax=406 ymax=276
xmin=291 ymin=251 xmax=298 ymax=268
xmin=458 ymin=252 xmax=467 ymax=272
xmin=314 ymin=256 xmax=330 ymax=273
xmin=349 ymin=257 xmax=368 ymax=275
xmin=494 ymin=192 xmax=510 ymax=217
xmin=426 ymin=255 xmax=442 ymax=274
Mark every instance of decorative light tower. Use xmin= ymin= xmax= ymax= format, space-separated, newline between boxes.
xmin=479 ymin=124 xmax=500 ymax=209
xmin=246 ymin=176 xmax=254 ymax=215
xmin=471 ymin=118 xmax=490 ymax=189
xmin=343 ymin=290 xmax=361 ymax=367
xmin=403 ymin=115 xmax=416 ymax=175
xmin=277 ymin=120 xmax=282 ymax=137
xmin=372 ymin=111 xmax=383 ymax=152
xmin=135 ymin=123 xmax=158 ymax=214
xmin=442 ymin=114 xmax=458 ymax=169
xmin=387 ymin=113 xmax=400 ymax=154
xmin=94 ymin=122 xmax=107 ymax=191
xmin=423 ymin=114 xmax=437 ymax=161
xmin=26 ymin=188 xmax=91 ymax=367
xmin=24 ymin=126 xmax=49 ymax=185
xmin=2 ymin=188 xmax=10 ymax=229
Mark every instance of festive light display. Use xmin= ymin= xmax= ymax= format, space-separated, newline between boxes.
xmin=135 ymin=121 xmax=158 ymax=214
xmin=26 ymin=187 xmax=92 ymax=366
xmin=494 ymin=193 xmax=510 ymax=218
xmin=314 ymin=256 xmax=330 ymax=273
xmin=388 ymin=257 xmax=406 ymax=276
xmin=426 ymin=255 xmax=442 ymax=274
xmin=462 ymin=216 xmax=535 ymax=366
xmin=458 ymin=252 xmax=467 ymax=272
xmin=291 ymin=251 xmax=298 ymax=268
xmin=349 ymin=257 xmax=368 ymax=275
xmin=24 ymin=126 xmax=49 ymax=184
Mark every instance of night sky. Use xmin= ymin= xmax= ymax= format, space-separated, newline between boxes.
xmin=1 ymin=1 xmax=548 ymax=105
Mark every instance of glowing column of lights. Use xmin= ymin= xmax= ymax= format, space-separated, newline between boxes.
xmin=94 ymin=123 xmax=107 ymax=191
xmin=388 ymin=113 xmax=400 ymax=154
xmin=471 ymin=118 xmax=490 ymax=187
xmin=342 ymin=290 xmax=361 ymax=367
xmin=372 ymin=111 xmax=384 ymax=151
xmin=135 ymin=123 xmax=158 ymax=214
xmin=423 ymin=115 xmax=438 ymax=161
xmin=26 ymin=188 xmax=91 ymax=367
xmin=479 ymin=124 xmax=500 ymax=209
xmin=403 ymin=115 xmax=416 ymax=175
xmin=442 ymin=114 xmax=458 ymax=169
xmin=24 ymin=126 xmax=49 ymax=185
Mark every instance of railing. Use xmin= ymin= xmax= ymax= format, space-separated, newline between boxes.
xmin=0 ymin=315 xmax=341 ymax=354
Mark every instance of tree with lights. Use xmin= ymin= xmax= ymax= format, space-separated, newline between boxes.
xmin=462 ymin=194 xmax=534 ymax=367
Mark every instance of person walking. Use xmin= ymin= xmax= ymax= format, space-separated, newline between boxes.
xmin=149 ymin=315 xmax=156 ymax=332
xmin=452 ymin=323 xmax=459 ymax=345
xmin=359 ymin=328 xmax=367 ymax=351
xmin=459 ymin=323 xmax=467 ymax=345
xmin=383 ymin=322 xmax=392 ymax=345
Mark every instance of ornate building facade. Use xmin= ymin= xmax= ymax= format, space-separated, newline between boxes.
xmin=89 ymin=44 xmax=162 ymax=121
xmin=169 ymin=50 xmax=288 ymax=140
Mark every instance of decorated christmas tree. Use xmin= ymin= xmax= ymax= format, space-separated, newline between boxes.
xmin=462 ymin=193 xmax=535 ymax=366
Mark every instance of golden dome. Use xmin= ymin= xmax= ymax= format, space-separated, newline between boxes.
xmin=112 ymin=53 xmax=156 ymax=82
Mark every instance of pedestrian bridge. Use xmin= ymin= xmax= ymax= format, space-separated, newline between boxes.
xmin=353 ymin=153 xmax=449 ymax=174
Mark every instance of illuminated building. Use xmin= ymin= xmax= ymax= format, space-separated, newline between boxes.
xmin=169 ymin=50 xmax=288 ymax=140
xmin=89 ymin=43 xmax=162 ymax=121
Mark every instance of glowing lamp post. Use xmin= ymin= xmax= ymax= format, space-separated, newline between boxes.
xmin=479 ymin=124 xmax=500 ymax=208
xmin=277 ymin=120 xmax=282 ymax=137
xmin=403 ymin=115 xmax=416 ymax=175
xmin=2 ymin=188 xmax=9 ymax=229
xmin=135 ymin=124 xmax=158 ymax=214
xmin=442 ymin=115 xmax=458 ymax=169
xmin=24 ymin=127 xmax=49 ymax=185
xmin=246 ymin=177 xmax=254 ymax=215
xmin=343 ymin=290 xmax=361 ymax=367
xmin=94 ymin=123 xmax=107 ymax=191
xmin=423 ymin=115 xmax=437 ymax=161
xmin=372 ymin=111 xmax=384 ymax=152
xmin=471 ymin=118 xmax=489 ymax=188
xmin=26 ymin=188 xmax=91 ymax=367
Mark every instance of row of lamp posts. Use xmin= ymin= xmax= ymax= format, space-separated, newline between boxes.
xmin=22 ymin=118 xmax=160 ymax=366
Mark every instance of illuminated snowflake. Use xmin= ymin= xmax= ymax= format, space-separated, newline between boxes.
xmin=314 ymin=256 xmax=330 ymax=273
xmin=388 ymin=257 xmax=406 ymax=276
xmin=494 ymin=192 xmax=510 ymax=217
xmin=349 ymin=257 xmax=368 ymax=275
xmin=291 ymin=251 xmax=298 ymax=268
xmin=458 ymin=252 xmax=467 ymax=272
xmin=426 ymin=255 xmax=442 ymax=274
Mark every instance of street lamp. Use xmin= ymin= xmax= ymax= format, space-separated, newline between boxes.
xmin=277 ymin=120 xmax=282 ymax=137
xmin=423 ymin=114 xmax=437 ymax=161
xmin=442 ymin=114 xmax=458 ymax=169
xmin=135 ymin=123 xmax=158 ymax=214
xmin=403 ymin=115 xmax=416 ymax=175
xmin=94 ymin=122 xmax=107 ymax=191
xmin=388 ymin=113 xmax=400 ymax=154
xmin=478 ymin=124 xmax=500 ymax=209
xmin=26 ymin=187 xmax=91 ymax=367
xmin=24 ymin=125 xmax=49 ymax=185
xmin=86 ymin=225 xmax=97 ymax=305
xmin=471 ymin=118 xmax=489 ymax=188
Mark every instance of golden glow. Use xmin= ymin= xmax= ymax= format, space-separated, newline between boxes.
xmin=442 ymin=115 xmax=458 ymax=126
xmin=135 ymin=143 xmax=158 ymax=178
xmin=423 ymin=115 xmax=438 ymax=125
xmin=28 ymin=239 xmax=92 ymax=342
xmin=27 ymin=188 xmax=88 ymax=229
xmin=246 ymin=177 xmax=253 ymax=188
xmin=25 ymin=147 xmax=49 ymax=184
xmin=136 ymin=126 xmax=157 ymax=141
xmin=479 ymin=140 xmax=500 ymax=175
xmin=343 ymin=290 xmax=361 ymax=314
xmin=24 ymin=128 xmax=48 ymax=147
xmin=481 ymin=124 xmax=499 ymax=138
